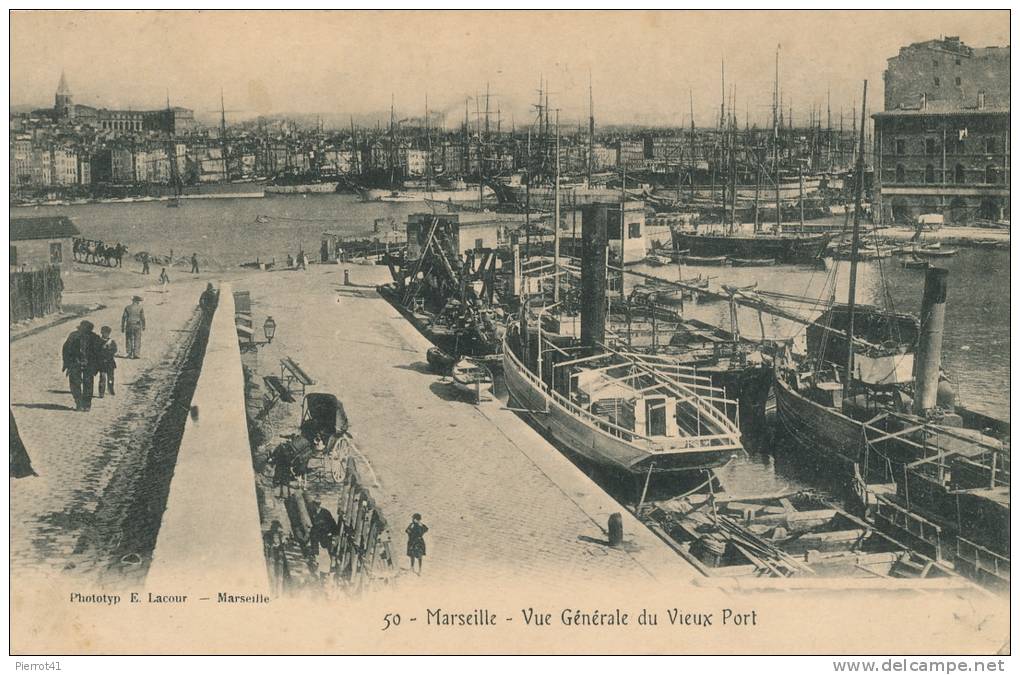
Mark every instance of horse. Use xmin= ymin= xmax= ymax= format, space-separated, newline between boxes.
xmin=112 ymin=243 xmax=127 ymax=267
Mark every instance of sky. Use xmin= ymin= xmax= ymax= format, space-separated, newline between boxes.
xmin=9 ymin=10 xmax=1011 ymax=129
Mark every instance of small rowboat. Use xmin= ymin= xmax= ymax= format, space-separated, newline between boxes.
xmin=682 ymin=255 xmax=728 ymax=266
xmin=722 ymin=282 xmax=758 ymax=295
xmin=451 ymin=358 xmax=493 ymax=403
xmin=914 ymin=247 xmax=958 ymax=258
xmin=730 ymin=257 xmax=776 ymax=267
xmin=644 ymin=254 xmax=671 ymax=267
xmin=901 ymin=256 xmax=929 ymax=269
xmin=426 ymin=347 xmax=457 ymax=374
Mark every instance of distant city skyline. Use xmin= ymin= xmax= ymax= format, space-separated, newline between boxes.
xmin=11 ymin=10 xmax=1010 ymax=129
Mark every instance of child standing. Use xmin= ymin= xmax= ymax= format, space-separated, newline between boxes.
xmin=97 ymin=325 xmax=118 ymax=397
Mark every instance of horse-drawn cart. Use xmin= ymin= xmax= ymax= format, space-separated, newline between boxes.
xmin=264 ymin=393 xmax=352 ymax=486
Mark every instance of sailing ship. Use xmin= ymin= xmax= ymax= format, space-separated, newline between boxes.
xmin=672 ymin=229 xmax=832 ymax=264
xmin=771 ymin=80 xmax=1009 ymax=591
xmin=358 ymin=180 xmax=493 ymax=203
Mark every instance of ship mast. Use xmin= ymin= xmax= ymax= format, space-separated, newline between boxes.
xmin=220 ymin=89 xmax=228 ymax=181
xmin=553 ymin=108 xmax=561 ymax=303
xmin=424 ymin=93 xmax=432 ymax=193
xmin=773 ymin=45 xmax=781 ymax=233
xmin=689 ymin=89 xmax=695 ymax=203
xmin=587 ymin=73 xmax=595 ymax=187
xmin=844 ymin=79 xmax=868 ymax=397
xmin=166 ymin=92 xmax=182 ymax=197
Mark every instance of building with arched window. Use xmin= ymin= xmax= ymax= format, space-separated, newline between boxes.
xmin=41 ymin=72 xmax=196 ymax=135
xmin=874 ymin=37 xmax=1009 ymax=224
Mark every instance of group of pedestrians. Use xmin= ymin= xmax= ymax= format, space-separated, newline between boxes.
xmin=60 ymin=296 xmax=146 ymax=412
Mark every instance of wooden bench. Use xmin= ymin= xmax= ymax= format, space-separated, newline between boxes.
xmin=236 ymin=323 xmax=257 ymax=353
xmin=280 ymin=357 xmax=315 ymax=399
xmin=263 ymin=375 xmax=295 ymax=405
xmin=233 ymin=290 xmax=252 ymax=315
xmin=236 ymin=324 xmax=257 ymax=354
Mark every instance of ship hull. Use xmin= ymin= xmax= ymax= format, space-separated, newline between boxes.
xmin=672 ymin=231 xmax=832 ymax=263
xmin=504 ymin=185 xmax=638 ymax=208
xmin=265 ymin=182 xmax=339 ymax=194
xmin=773 ymin=371 xmax=864 ymax=468
xmin=502 ymin=336 xmax=735 ymax=475
xmin=360 ymin=187 xmax=492 ymax=202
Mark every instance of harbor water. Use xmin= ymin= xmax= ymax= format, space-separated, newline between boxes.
xmin=15 ymin=195 xmax=1010 ymax=503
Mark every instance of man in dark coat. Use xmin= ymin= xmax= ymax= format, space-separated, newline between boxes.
xmin=190 ymin=252 xmax=199 ymax=274
xmin=309 ymin=501 xmax=338 ymax=555
xmin=199 ymin=283 xmax=218 ymax=316
xmin=61 ymin=320 xmax=102 ymax=411
xmin=10 ymin=410 xmax=37 ymax=478
xmin=141 ymin=252 xmax=150 ymax=275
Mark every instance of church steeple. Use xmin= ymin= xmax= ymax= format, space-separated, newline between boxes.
xmin=55 ymin=70 xmax=73 ymax=119
xmin=56 ymin=70 xmax=71 ymax=96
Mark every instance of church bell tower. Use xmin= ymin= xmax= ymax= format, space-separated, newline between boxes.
xmin=55 ymin=71 xmax=73 ymax=119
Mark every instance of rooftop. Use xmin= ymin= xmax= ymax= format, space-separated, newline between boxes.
xmin=10 ymin=216 xmax=81 ymax=241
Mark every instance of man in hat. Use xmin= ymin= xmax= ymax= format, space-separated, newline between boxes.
xmin=61 ymin=320 xmax=102 ymax=411
xmin=199 ymin=282 xmax=218 ymax=316
xmin=122 ymin=296 xmax=146 ymax=359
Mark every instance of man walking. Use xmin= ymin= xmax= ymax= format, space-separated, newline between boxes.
xmin=61 ymin=320 xmax=102 ymax=412
xmin=141 ymin=252 xmax=150 ymax=275
xmin=97 ymin=325 xmax=118 ymax=397
xmin=190 ymin=252 xmax=199 ymax=274
xmin=122 ymin=296 xmax=146 ymax=359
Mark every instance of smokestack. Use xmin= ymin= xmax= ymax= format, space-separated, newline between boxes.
xmin=580 ymin=204 xmax=609 ymax=351
xmin=913 ymin=267 xmax=949 ymax=415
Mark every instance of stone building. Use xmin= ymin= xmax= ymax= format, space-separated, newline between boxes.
xmin=873 ymin=37 xmax=1009 ymax=224
xmin=44 ymin=72 xmax=196 ymax=134
xmin=10 ymin=216 xmax=80 ymax=269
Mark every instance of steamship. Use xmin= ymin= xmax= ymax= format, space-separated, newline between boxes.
xmin=501 ymin=204 xmax=744 ymax=475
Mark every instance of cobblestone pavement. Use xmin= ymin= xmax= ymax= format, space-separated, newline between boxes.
xmin=237 ymin=265 xmax=671 ymax=592
xmin=10 ymin=275 xmax=213 ymax=586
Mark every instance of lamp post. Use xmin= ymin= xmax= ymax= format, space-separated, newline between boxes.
xmin=263 ymin=316 xmax=277 ymax=344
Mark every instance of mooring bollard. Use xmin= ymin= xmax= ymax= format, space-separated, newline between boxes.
xmin=608 ymin=512 xmax=623 ymax=547
xmin=343 ymin=269 xmax=351 ymax=286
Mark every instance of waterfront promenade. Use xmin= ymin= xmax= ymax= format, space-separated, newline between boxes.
xmin=10 ymin=264 xmax=221 ymax=585
xmin=240 ymin=263 xmax=690 ymax=590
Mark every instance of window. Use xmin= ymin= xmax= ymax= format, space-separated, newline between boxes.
xmin=984 ymin=137 xmax=997 ymax=153
xmin=954 ymin=164 xmax=965 ymax=184
xmin=924 ymin=164 xmax=936 ymax=183
xmin=49 ymin=242 xmax=62 ymax=264
xmin=474 ymin=238 xmax=484 ymax=250
xmin=925 ymin=138 xmax=937 ymax=155
xmin=894 ymin=139 xmax=906 ymax=155
xmin=955 ymin=58 xmax=962 ymax=66
xmin=10 ymin=245 xmax=17 ymax=266
xmin=628 ymin=222 xmax=642 ymax=239
xmin=934 ymin=77 xmax=940 ymax=87
xmin=646 ymin=399 xmax=667 ymax=437
xmin=955 ymin=77 xmax=962 ymax=86
xmin=895 ymin=164 xmax=906 ymax=183
xmin=985 ymin=165 xmax=998 ymax=184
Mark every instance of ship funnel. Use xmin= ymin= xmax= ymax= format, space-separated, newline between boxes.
xmin=580 ymin=204 xmax=609 ymax=351
xmin=913 ymin=266 xmax=949 ymax=415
